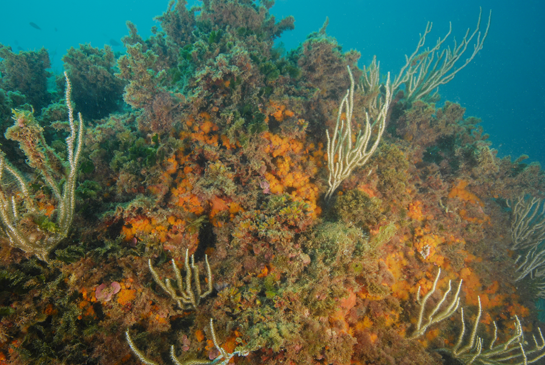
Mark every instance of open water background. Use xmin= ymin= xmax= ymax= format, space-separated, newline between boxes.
xmin=0 ymin=0 xmax=543 ymax=167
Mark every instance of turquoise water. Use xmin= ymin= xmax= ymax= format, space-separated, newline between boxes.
xmin=1 ymin=0 xmax=544 ymax=165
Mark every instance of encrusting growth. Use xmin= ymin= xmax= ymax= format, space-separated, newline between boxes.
xmin=0 ymin=71 xmax=83 ymax=261
xmin=149 ymin=249 xmax=213 ymax=310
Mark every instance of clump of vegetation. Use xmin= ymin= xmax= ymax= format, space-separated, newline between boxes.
xmin=0 ymin=45 xmax=51 ymax=111
xmin=62 ymin=44 xmax=126 ymax=119
xmin=333 ymin=189 xmax=385 ymax=230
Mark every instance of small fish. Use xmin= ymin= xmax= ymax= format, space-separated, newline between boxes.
xmin=109 ymin=39 xmax=121 ymax=47
xmin=29 ymin=22 xmax=41 ymax=30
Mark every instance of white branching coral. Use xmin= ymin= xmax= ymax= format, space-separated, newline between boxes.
xmin=0 ymin=72 xmax=83 ymax=261
xmin=508 ymin=195 xmax=545 ymax=297
xmin=393 ymin=8 xmax=491 ymax=102
xmin=148 ymin=249 xmax=213 ymax=310
xmin=409 ymin=269 xmax=545 ymax=364
xmin=126 ymin=319 xmax=251 ymax=365
xmin=440 ymin=298 xmax=545 ymax=365
xmin=325 ymin=65 xmax=392 ymax=200
xmin=409 ymin=268 xmax=462 ymax=339
xmin=509 ymin=195 xmax=545 ymax=251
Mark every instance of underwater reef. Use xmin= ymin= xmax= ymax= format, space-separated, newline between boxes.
xmin=1 ymin=1 xmax=545 ymax=364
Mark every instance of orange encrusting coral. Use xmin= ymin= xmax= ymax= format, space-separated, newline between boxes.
xmin=76 ymin=287 xmax=97 ymax=320
xmin=195 ymin=329 xmax=205 ymax=342
xmin=37 ymin=201 xmax=55 ymax=217
xmin=122 ymin=216 xmax=171 ymax=244
xmin=448 ymin=180 xmax=481 ymax=205
xmin=117 ymin=284 xmax=136 ymax=306
xmin=179 ymin=114 xmax=221 ymax=147
xmin=262 ymin=132 xmax=322 ymax=217
xmin=407 ymin=201 xmax=424 ymax=221
xmin=448 ymin=179 xmax=490 ymax=224
xmin=413 ymin=226 xmax=445 ymax=266
xmin=269 ymin=100 xmax=295 ymax=122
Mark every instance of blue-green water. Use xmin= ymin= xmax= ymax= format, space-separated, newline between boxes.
xmin=1 ymin=0 xmax=544 ymax=166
